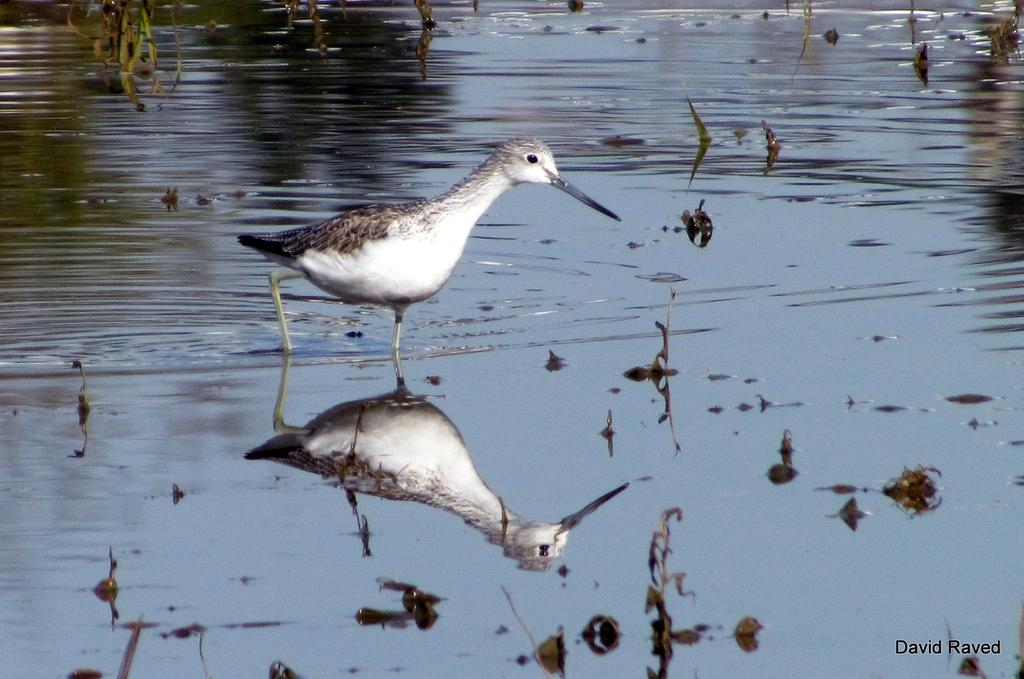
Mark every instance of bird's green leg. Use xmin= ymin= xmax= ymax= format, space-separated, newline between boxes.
xmin=391 ymin=306 xmax=407 ymax=389
xmin=269 ymin=269 xmax=304 ymax=354
xmin=271 ymin=353 xmax=310 ymax=434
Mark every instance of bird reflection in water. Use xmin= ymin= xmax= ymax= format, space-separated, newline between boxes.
xmin=246 ymin=358 xmax=628 ymax=571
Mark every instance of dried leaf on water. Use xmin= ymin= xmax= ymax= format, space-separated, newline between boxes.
xmin=536 ymin=626 xmax=566 ymax=676
xmin=814 ymin=483 xmax=862 ymax=494
xmin=767 ymin=463 xmax=799 ymax=485
xmin=94 ymin=547 xmax=118 ymax=602
xmin=681 ymin=199 xmax=713 ymax=247
xmin=987 ymin=12 xmax=1020 ymax=64
xmin=600 ymin=134 xmax=645 ymax=147
xmin=414 ymin=0 xmax=436 ymax=29
xmin=545 ymin=350 xmax=566 ymax=372
xmin=945 ymin=393 xmax=993 ymax=404
xmin=357 ymin=582 xmax=441 ymax=630
xmin=958 ymin=656 xmax=985 ymax=677
xmin=734 ymin=616 xmax=763 ymax=652
xmin=767 ymin=429 xmax=798 ymax=484
xmin=1018 ymin=602 xmax=1024 ymax=678
xmin=269 ymin=660 xmax=299 ymax=679
xmin=883 ymin=465 xmax=941 ymax=514
xmin=835 ymin=497 xmax=866 ymax=531
xmin=402 ymin=586 xmax=442 ymax=613
xmin=686 ymin=98 xmax=712 ymax=186
xmin=161 ymin=187 xmax=178 ymax=211
xmin=600 ymin=410 xmax=614 ymax=457
xmin=582 ymin=615 xmax=620 ymax=655
xmin=687 ymin=98 xmax=712 ymax=144
xmin=824 ymin=27 xmax=839 ymax=44
xmin=913 ymin=42 xmax=929 ymax=85
xmin=377 ymin=577 xmax=418 ymax=592
xmin=355 ymin=608 xmax=403 ymax=626
xmin=161 ymin=623 xmax=205 ymax=639
xmin=648 ymin=507 xmax=684 ymax=589
xmin=670 ymin=627 xmax=702 ymax=645
xmin=762 ymin=120 xmax=781 ymax=171
xmin=779 ymin=429 xmax=794 ymax=458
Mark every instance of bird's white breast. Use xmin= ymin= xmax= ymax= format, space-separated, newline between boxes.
xmin=297 ymin=212 xmax=475 ymax=306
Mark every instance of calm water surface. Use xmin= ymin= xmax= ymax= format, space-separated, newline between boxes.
xmin=2 ymin=1 xmax=1023 ymax=677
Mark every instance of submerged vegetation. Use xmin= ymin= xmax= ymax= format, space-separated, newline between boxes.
xmin=67 ymin=0 xmax=182 ymax=110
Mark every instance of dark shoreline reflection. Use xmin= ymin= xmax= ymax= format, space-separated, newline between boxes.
xmin=245 ymin=360 xmax=628 ymax=571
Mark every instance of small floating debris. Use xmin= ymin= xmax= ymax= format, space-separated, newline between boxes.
xmin=734 ymin=616 xmax=763 ymax=652
xmin=637 ymin=272 xmax=687 ymax=283
xmin=585 ymin=25 xmax=622 ymax=33
xmin=536 ymin=627 xmax=567 ymax=675
xmin=161 ymin=187 xmax=178 ymax=211
xmin=195 ymin=194 xmax=211 ymax=206
xmin=162 ymin=623 xmax=205 ymax=639
xmin=987 ymin=12 xmax=1020 ymax=64
xmin=567 ymin=0 xmax=584 ymax=13
xmin=831 ymin=497 xmax=868 ymax=531
xmin=883 ymin=465 xmax=941 ymax=515
xmin=945 ymin=393 xmax=993 ymax=405
xmin=545 ymin=350 xmax=566 ymax=372
xmin=424 ymin=375 xmax=442 ymax=386
xmin=913 ymin=42 xmax=929 ymax=85
xmin=600 ymin=134 xmax=644 ymax=147
xmin=767 ymin=429 xmax=798 ymax=485
xmin=67 ymin=670 xmax=102 ymax=679
xmin=171 ymin=483 xmax=186 ymax=505
xmin=958 ymin=655 xmax=984 ymax=677
xmin=70 ymin=360 xmax=90 ymax=457
xmin=814 ymin=484 xmax=865 ymax=494
xmin=599 ymin=410 xmax=614 ymax=457
xmin=357 ymin=580 xmax=441 ymax=630
xmin=681 ymin=199 xmax=713 ymax=248
xmin=269 ymin=660 xmax=299 ymax=679
xmin=94 ymin=547 xmax=118 ymax=602
xmin=582 ymin=615 xmax=620 ymax=655
xmin=762 ymin=121 xmax=781 ymax=171
xmin=824 ymin=27 xmax=839 ymax=44
xmin=71 ymin=360 xmax=90 ymax=427
xmin=672 ymin=627 xmax=703 ymax=645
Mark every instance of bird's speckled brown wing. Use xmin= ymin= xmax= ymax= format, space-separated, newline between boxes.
xmin=242 ymin=204 xmax=410 ymax=259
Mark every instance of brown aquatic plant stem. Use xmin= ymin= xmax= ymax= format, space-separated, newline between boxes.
xmin=501 ymin=586 xmax=552 ymax=678
xmin=116 ymin=617 xmax=143 ymax=679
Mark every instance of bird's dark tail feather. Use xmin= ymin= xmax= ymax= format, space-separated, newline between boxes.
xmin=238 ymin=234 xmax=292 ymax=259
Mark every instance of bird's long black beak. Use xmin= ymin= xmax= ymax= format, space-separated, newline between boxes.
xmin=549 ymin=173 xmax=621 ymax=222
xmin=556 ymin=482 xmax=629 ymax=534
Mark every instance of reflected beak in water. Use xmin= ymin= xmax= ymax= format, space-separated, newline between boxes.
xmin=557 ymin=482 xmax=630 ymax=534
xmin=548 ymin=172 xmax=621 ymax=222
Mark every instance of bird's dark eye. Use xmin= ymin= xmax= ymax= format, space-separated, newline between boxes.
xmin=526 ymin=153 xmax=539 ymax=164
